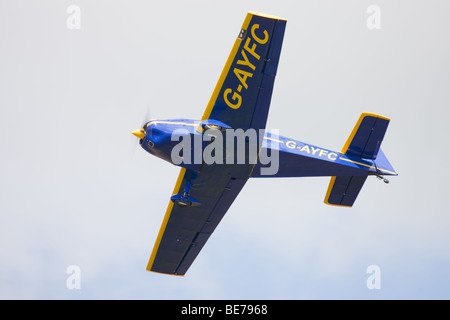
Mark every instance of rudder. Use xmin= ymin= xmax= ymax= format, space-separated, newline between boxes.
xmin=341 ymin=112 xmax=390 ymax=160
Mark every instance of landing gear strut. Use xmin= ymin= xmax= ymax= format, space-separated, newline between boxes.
xmin=170 ymin=182 xmax=202 ymax=208
xmin=376 ymin=174 xmax=389 ymax=184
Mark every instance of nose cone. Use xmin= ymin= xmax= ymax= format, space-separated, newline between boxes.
xmin=132 ymin=129 xmax=145 ymax=139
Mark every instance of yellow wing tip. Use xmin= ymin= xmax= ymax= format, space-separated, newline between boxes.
xmin=324 ymin=176 xmax=353 ymax=208
xmin=360 ymin=112 xmax=390 ymax=121
xmin=146 ymin=268 xmax=185 ymax=277
xmin=341 ymin=112 xmax=390 ymax=154
xmin=146 ymin=168 xmax=187 ymax=274
xmin=248 ymin=11 xmax=287 ymax=21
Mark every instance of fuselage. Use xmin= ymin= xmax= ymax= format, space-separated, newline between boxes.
xmin=138 ymin=119 xmax=396 ymax=178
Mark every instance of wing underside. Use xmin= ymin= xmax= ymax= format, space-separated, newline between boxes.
xmin=147 ymin=12 xmax=287 ymax=275
xmin=147 ymin=166 xmax=249 ymax=275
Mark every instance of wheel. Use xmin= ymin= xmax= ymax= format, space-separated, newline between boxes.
xmin=174 ymin=198 xmax=192 ymax=208
xmin=204 ymin=124 xmax=223 ymax=132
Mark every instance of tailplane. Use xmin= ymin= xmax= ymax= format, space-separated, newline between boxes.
xmin=324 ymin=113 xmax=397 ymax=207
xmin=324 ymin=175 xmax=367 ymax=207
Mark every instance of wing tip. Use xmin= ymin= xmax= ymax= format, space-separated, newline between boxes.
xmin=324 ymin=198 xmax=353 ymax=208
xmin=248 ymin=11 xmax=287 ymax=21
xmin=360 ymin=112 xmax=390 ymax=122
xmin=146 ymin=267 xmax=185 ymax=277
xmin=324 ymin=176 xmax=353 ymax=208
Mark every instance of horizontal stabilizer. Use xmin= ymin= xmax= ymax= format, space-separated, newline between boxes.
xmin=324 ymin=175 xmax=368 ymax=207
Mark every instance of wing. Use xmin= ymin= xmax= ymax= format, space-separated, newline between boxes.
xmin=200 ymin=11 xmax=287 ymax=131
xmin=147 ymin=165 xmax=249 ymax=275
xmin=147 ymin=12 xmax=287 ymax=276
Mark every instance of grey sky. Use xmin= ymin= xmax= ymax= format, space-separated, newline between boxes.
xmin=1 ymin=0 xmax=449 ymax=299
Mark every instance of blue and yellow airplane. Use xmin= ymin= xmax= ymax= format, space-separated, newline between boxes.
xmin=132 ymin=12 xmax=397 ymax=276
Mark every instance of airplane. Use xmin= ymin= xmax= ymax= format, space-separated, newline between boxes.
xmin=131 ymin=11 xmax=397 ymax=276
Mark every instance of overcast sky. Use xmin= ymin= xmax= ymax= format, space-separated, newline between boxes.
xmin=1 ymin=0 xmax=450 ymax=299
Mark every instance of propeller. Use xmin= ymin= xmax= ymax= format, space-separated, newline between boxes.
xmin=132 ymin=107 xmax=151 ymax=140
xmin=132 ymin=129 xmax=145 ymax=139
xmin=131 ymin=107 xmax=152 ymax=157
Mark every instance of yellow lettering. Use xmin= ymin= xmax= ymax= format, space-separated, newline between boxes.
xmin=233 ymin=68 xmax=253 ymax=90
xmin=286 ymin=140 xmax=296 ymax=149
xmin=300 ymin=145 xmax=310 ymax=153
xmin=237 ymin=50 xmax=256 ymax=70
xmin=311 ymin=147 xmax=320 ymax=155
xmin=328 ymin=153 xmax=338 ymax=161
xmin=319 ymin=149 xmax=328 ymax=157
xmin=224 ymin=88 xmax=242 ymax=109
xmin=244 ymin=37 xmax=260 ymax=60
xmin=251 ymin=24 xmax=269 ymax=44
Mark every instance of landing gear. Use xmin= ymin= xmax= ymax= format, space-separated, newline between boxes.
xmin=373 ymin=162 xmax=390 ymax=184
xmin=199 ymin=119 xmax=231 ymax=133
xmin=203 ymin=124 xmax=224 ymax=132
xmin=172 ymin=197 xmax=194 ymax=208
xmin=170 ymin=182 xmax=201 ymax=208
xmin=376 ymin=174 xmax=390 ymax=184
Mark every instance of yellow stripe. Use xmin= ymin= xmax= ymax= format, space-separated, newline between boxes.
xmin=248 ymin=11 xmax=287 ymax=21
xmin=146 ymin=167 xmax=187 ymax=273
xmin=147 ymin=120 xmax=198 ymax=127
xmin=324 ymin=176 xmax=337 ymax=205
xmin=338 ymin=157 xmax=396 ymax=175
xmin=263 ymin=136 xmax=284 ymax=144
xmin=198 ymin=12 xmax=254 ymax=130
xmin=341 ymin=112 xmax=390 ymax=154
xmin=323 ymin=176 xmax=352 ymax=207
xmin=147 ymin=122 xmax=285 ymax=146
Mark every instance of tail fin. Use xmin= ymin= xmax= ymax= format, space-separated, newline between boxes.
xmin=341 ymin=112 xmax=390 ymax=160
xmin=324 ymin=113 xmax=396 ymax=207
